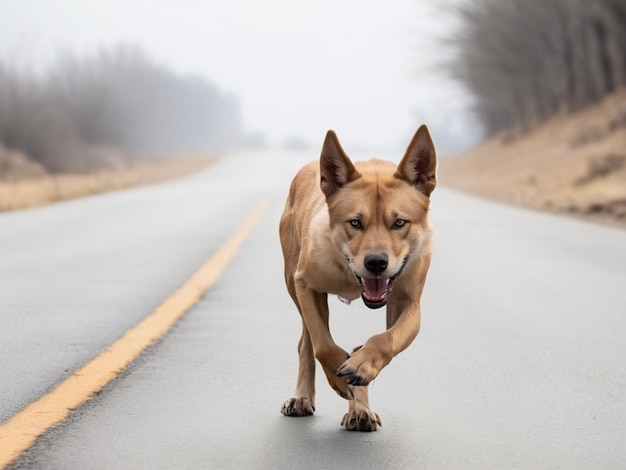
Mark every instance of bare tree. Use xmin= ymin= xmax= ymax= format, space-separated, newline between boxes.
xmin=0 ymin=45 xmax=245 ymax=173
xmin=446 ymin=0 xmax=626 ymax=135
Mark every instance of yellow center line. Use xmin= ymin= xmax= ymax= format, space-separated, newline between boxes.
xmin=0 ymin=199 xmax=269 ymax=468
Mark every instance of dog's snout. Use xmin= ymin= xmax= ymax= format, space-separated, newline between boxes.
xmin=364 ymin=254 xmax=388 ymax=275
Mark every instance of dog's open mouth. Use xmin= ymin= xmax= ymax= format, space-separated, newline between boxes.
xmin=356 ymin=276 xmax=395 ymax=309
xmin=354 ymin=256 xmax=408 ymax=309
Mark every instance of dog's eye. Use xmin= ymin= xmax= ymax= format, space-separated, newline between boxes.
xmin=393 ymin=219 xmax=408 ymax=229
xmin=349 ymin=219 xmax=363 ymax=230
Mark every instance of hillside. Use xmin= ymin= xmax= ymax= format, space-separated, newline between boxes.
xmin=0 ymin=148 xmax=216 ymax=212
xmin=439 ymin=90 xmax=626 ymax=228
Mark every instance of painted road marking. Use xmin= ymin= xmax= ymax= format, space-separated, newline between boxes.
xmin=0 ymin=199 xmax=269 ymax=468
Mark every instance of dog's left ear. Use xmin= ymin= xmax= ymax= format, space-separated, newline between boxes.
xmin=395 ymin=125 xmax=437 ymax=196
xmin=320 ymin=130 xmax=361 ymax=198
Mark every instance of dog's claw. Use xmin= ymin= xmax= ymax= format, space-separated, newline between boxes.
xmin=281 ymin=397 xmax=315 ymax=417
xmin=336 ymin=364 xmax=368 ymax=386
xmin=336 ymin=364 xmax=349 ymax=376
xmin=341 ymin=410 xmax=382 ymax=432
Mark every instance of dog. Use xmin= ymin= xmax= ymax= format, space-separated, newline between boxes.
xmin=279 ymin=125 xmax=436 ymax=431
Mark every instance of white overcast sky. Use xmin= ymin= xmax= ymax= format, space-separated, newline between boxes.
xmin=0 ymin=0 xmax=480 ymax=155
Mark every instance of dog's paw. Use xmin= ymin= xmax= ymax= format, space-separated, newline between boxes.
xmin=336 ymin=363 xmax=371 ymax=386
xmin=341 ymin=409 xmax=382 ymax=432
xmin=336 ymin=349 xmax=382 ymax=386
xmin=281 ymin=397 xmax=315 ymax=417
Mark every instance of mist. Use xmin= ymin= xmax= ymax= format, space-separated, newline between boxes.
xmin=0 ymin=45 xmax=252 ymax=174
xmin=0 ymin=0 xmax=482 ymax=163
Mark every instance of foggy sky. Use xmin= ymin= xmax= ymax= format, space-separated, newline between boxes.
xmin=0 ymin=0 xmax=480 ymax=155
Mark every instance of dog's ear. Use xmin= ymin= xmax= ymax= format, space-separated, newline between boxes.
xmin=395 ymin=125 xmax=437 ymax=196
xmin=320 ymin=130 xmax=360 ymax=197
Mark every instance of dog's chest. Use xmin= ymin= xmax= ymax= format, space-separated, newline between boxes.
xmin=302 ymin=253 xmax=360 ymax=299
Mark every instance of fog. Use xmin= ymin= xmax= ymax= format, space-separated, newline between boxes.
xmin=0 ymin=0 xmax=480 ymax=157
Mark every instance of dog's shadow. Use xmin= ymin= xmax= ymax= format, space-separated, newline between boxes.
xmin=257 ymin=413 xmax=413 ymax=469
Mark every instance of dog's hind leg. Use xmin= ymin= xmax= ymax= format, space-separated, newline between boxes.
xmin=341 ymin=386 xmax=381 ymax=432
xmin=281 ymin=321 xmax=316 ymax=416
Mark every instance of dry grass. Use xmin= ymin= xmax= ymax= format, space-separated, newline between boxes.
xmin=440 ymin=90 xmax=626 ymax=228
xmin=0 ymin=155 xmax=217 ymax=212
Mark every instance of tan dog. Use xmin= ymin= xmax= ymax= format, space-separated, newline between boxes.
xmin=279 ymin=125 xmax=436 ymax=432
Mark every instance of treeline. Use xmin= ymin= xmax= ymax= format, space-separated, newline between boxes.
xmin=449 ymin=0 xmax=626 ymax=135
xmin=0 ymin=45 xmax=244 ymax=173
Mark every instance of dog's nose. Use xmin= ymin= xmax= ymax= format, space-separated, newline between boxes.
xmin=364 ymin=254 xmax=388 ymax=275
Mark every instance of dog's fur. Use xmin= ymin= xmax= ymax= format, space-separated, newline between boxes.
xmin=279 ymin=125 xmax=436 ymax=431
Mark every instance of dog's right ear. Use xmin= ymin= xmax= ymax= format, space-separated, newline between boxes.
xmin=320 ymin=130 xmax=360 ymax=198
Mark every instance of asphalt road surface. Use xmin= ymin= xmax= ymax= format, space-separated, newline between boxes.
xmin=1 ymin=150 xmax=625 ymax=469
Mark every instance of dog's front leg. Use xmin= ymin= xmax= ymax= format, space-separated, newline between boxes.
xmin=295 ymin=280 xmax=354 ymax=400
xmin=337 ymin=298 xmax=421 ymax=386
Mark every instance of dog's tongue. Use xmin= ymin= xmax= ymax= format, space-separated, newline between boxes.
xmin=362 ymin=278 xmax=389 ymax=301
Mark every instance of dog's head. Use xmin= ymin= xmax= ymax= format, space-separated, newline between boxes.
xmin=320 ymin=126 xmax=436 ymax=309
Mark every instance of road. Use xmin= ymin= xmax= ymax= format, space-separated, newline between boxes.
xmin=1 ymin=150 xmax=625 ymax=469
